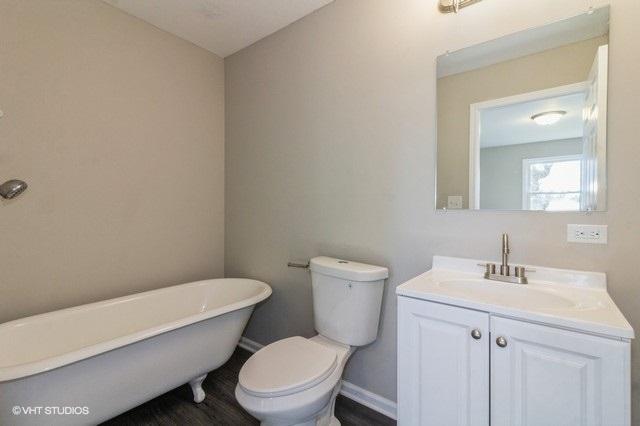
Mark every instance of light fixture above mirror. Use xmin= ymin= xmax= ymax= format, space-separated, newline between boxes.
xmin=439 ymin=0 xmax=483 ymax=14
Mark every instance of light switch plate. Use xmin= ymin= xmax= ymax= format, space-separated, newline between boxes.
xmin=447 ymin=195 xmax=463 ymax=209
xmin=567 ymin=224 xmax=608 ymax=244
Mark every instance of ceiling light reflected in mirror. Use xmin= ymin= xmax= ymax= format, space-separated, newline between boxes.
xmin=531 ymin=111 xmax=567 ymax=126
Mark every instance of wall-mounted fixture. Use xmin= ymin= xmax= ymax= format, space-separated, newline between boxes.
xmin=439 ymin=0 xmax=483 ymax=13
xmin=435 ymin=6 xmax=609 ymax=212
xmin=0 ymin=179 xmax=28 ymax=199
xmin=530 ymin=110 xmax=567 ymax=126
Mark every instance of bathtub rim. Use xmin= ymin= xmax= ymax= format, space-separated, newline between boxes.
xmin=0 ymin=278 xmax=271 ymax=382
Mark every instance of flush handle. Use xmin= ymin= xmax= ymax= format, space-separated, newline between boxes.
xmin=0 ymin=179 xmax=28 ymax=199
xmin=287 ymin=261 xmax=309 ymax=269
xmin=471 ymin=329 xmax=482 ymax=340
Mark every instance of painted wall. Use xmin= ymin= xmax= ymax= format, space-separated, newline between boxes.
xmin=0 ymin=0 xmax=225 ymax=323
xmin=225 ymin=0 xmax=639 ymax=419
xmin=437 ymin=36 xmax=606 ymax=209
xmin=480 ymin=138 xmax=583 ymax=210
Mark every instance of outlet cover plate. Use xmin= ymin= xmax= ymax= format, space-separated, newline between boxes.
xmin=447 ymin=195 xmax=463 ymax=209
xmin=567 ymin=224 xmax=608 ymax=244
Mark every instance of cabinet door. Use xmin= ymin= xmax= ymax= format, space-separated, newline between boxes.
xmin=398 ymin=297 xmax=489 ymax=426
xmin=491 ymin=316 xmax=630 ymax=426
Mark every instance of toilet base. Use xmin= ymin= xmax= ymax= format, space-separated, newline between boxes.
xmin=257 ymin=387 xmax=341 ymax=426
xmin=315 ymin=380 xmax=342 ymax=426
xmin=260 ymin=419 xmax=338 ymax=426
xmin=259 ymin=412 xmax=340 ymax=426
xmin=328 ymin=417 xmax=340 ymax=426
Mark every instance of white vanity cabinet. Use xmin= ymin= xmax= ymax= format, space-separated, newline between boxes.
xmin=490 ymin=316 xmax=630 ymax=426
xmin=397 ymin=297 xmax=489 ymax=426
xmin=397 ymin=297 xmax=631 ymax=426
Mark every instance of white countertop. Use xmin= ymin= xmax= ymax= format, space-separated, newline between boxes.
xmin=396 ymin=256 xmax=634 ymax=340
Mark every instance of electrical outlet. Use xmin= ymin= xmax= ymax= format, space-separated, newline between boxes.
xmin=447 ymin=195 xmax=463 ymax=209
xmin=567 ymin=224 xmax=608 ymax=244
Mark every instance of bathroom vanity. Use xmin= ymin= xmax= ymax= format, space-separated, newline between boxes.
xmin=396 ymin=256 xmax=634 ymax=426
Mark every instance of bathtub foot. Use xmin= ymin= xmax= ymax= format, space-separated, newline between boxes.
xmin=189 ymin=374 xmax=207 ymax=403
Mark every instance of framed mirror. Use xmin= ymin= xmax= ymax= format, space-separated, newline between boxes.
xmin=436 ymin=7 xmax=609 ymax=211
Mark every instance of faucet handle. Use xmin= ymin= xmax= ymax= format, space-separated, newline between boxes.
xmin=478 ymin=263 xmax=496 ymax=275
xmin=514 ymin=266 xmax=537 ymax=277
xmin=514 ymin=266 xmax=536 ymax=276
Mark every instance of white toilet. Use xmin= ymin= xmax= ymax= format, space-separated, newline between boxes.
xmin=235 ymin=256 xmax=388 ymax=426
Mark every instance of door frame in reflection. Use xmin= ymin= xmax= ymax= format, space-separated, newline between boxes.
xmin=468 ymin=81 xmax=587 ymax=209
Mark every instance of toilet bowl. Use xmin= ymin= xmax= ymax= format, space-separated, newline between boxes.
xmin=235 ymin=335 xmax=352 ymax=426
xmin=235 ymin=257 xmax=388 ymax=426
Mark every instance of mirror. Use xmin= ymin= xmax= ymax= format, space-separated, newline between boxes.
xmin=436 ymin=7 xmax=609 ymax=211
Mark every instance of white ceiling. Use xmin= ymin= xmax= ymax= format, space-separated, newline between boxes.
xmin=480 ymin=92 xmax=585 ymax=148
xmin=438 ymin=6 xmax=609 ymax=78
xmin=103 ymin=0 xmax=334 ymax=57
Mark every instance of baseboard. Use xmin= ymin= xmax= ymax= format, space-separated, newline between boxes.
xmin=237 ymin=336 xmax=397 ymax=420
xmin=338 ymin=380 xmax=397 ymax=420
xmin=237 ymin=335 xmax=264 ymax=353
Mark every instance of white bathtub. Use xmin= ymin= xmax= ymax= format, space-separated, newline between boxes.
xmin=0 ymin=278 xmax=271 ymax=425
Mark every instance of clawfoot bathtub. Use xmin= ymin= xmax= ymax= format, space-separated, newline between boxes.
xmin=0 ymin=278 xmax=271 ymax=425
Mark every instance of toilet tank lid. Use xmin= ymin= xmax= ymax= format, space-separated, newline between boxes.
xmin=310 ymin=257 xmax=389 ymax=282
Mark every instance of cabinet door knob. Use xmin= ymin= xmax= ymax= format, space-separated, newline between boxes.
xmin=496 ymin=336 xmax=508 ymax=347
xmin=471 ymin=329 xmax=482 ymax=340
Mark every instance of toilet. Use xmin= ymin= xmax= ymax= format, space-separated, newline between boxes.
xmin=235 ymin=256 xmax=388 ymax=426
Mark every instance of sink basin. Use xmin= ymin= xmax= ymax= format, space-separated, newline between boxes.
xmin=395 ymin=256 xmax=635 ymax=339
xmin=437 ymin=279 xmax=576 ymax=310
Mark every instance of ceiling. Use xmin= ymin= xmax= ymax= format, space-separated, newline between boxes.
xmin=438 ymin=6 xmax=609 ymax=78
xmin=103 ymin=0 xmax=334 ymax=57
xmin=480 ymin=92 xmax=585 ymax=148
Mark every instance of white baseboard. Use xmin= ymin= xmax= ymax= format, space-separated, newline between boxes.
xmin=237 ymin=335 xmax=265 ymax=353
xmin=237 ymin=336 xmax=397 ymax=420
xmin=339 ymin=380 xmax=397 ymax=420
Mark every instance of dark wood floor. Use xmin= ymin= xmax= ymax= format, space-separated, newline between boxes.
xmin=103 ymin=347 xmax=396 ymax=426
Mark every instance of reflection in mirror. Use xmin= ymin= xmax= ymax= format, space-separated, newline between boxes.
xmin=436 ymin=7 xmax=609 ymax=211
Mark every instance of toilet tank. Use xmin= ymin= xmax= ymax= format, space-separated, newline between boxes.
xmin=309 ymin=257 xmax=388 ymax=347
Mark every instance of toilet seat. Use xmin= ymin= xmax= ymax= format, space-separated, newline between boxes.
xmin=239 ymin=336 xmax=338 ymax=398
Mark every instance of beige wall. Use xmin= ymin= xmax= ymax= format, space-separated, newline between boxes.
xmin=480 ymin=138 xmax=583 ymax=209
xmin=225 ymin=0 xmax=640 ymax=420
xmin=437 ymin=36 xmax=607 ymax=209
xmin=0 ymin=0 xmax=225 ymax=323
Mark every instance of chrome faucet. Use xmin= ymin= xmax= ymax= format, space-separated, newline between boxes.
xmin=481 ymin=233 xmax=529 ymax=284
xmin=500 ymin=233 xmax=510 ymax=276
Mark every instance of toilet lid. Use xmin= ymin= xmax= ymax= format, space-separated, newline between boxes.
xmin=239 ymin=336 xmax=338 ymax=397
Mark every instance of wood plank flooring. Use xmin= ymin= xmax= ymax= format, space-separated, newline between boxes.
xmin=103 ymin=347 xmax=396 ymax=426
